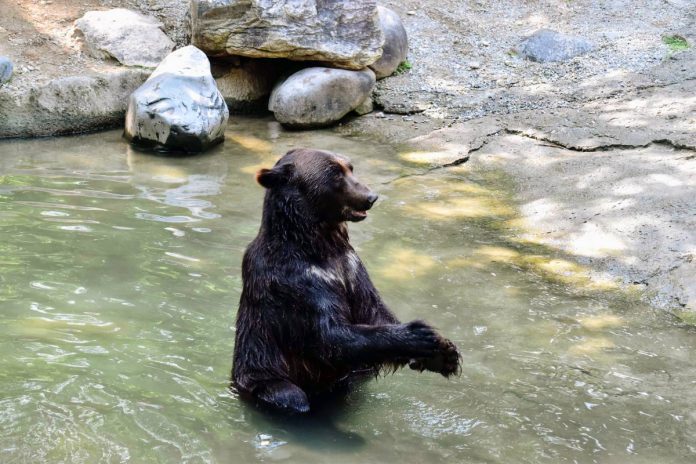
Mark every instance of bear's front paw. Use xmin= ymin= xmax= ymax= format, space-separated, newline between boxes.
xmin=403 ymin=320 xmax=441 ymax=354
xmin=437 ymin=337 xmax=461 ymax=377
xmin=408 ymin=337 xmax=461 ymax=378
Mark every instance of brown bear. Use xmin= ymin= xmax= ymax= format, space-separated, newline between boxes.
xmin=232 ymin=148 xmax=460 ymax=414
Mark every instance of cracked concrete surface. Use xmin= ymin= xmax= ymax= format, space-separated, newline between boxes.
xmin=475 ymin=132 xmax=695 ymax=313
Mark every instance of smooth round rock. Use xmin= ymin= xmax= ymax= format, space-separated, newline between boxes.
xmin=269 ymin=67 xmax=375 ymax=129
xmin=125 ymin=46 xmax=229 ymax=153
xmin=0 ymin=56 xmax=13 ymax=86
xmin=75 ymin=9 xmax=174 ymax=68
xmin=518 ymin=29 xmax=593 ymax=63
xmin=370 ymin=6 xmax=409 ymax=79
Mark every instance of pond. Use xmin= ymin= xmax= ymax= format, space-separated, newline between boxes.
xmin=0 ymin=118 xmax=695 ymax=463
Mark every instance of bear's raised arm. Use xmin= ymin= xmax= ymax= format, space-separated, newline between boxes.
xmin=297 ymin=275 xmax=460 ymax=378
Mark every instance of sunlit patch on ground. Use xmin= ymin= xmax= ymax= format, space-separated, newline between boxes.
xmin=398 ymin=148 xmax=467 ymax=166
xmin=444 ymin=256 xmax=486 ymax=270
xmin=578 ymin=314 xmax=625 ymax=331
xmin=568 ymin=337 xmax=615 ymax=356
xmin=385 ymin=170 xmax=628 ymax=295
xmin=240 ymin=162 xmax=272 ymax=176
xmin=469 ymin=246 xmax=620 ymax=292
xmin=6 ymin=315 xmax=120 ymax=338
xmin=385 ymin=174 xmax=515 ymax=220
xmin=127 ymin=155 xmax=189 ymax=183
xmin=474 ymin=246 xmax=521 ymax=262
xmin=406 ymin=196 xmax=514 ymax=220
xmin=376 ymin=246 xmax=438 ymax=280
xmin=226 ymin=134 xmax=274 ymax=154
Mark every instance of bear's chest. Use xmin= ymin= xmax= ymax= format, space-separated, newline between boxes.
xmin=305 ymin=251 xmax=361 ymax=292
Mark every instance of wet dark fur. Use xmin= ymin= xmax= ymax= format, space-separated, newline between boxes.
xmin=231 ymin=148 xmax=460 ymax=414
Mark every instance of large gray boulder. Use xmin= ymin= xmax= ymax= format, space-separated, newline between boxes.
xmin=0 ymin=69 xmax=149 ymax=138
xmin=517 ymin=29 xmax=593 ymax=63
xmin=370 ymin=6 xmax=408 ymax=79
xmin=269 ymin=67 xmax=375 ymax=128
xmin=75 ymin=9 xmax=175 ymax=68
xmin=0 ymin=56 xmax=13 ymax=86
xmin=191 ymin=0 xmax=384 ymax=70
xmin=124 ymin=46 xmax=229 ymax=153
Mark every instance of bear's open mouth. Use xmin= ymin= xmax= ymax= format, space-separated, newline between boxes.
xmin=344 ymin=208 xmax=368 ymax=222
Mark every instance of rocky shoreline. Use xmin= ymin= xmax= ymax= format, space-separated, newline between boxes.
xmin=0 ymin=0 xmax=694 ymax=316
xmin=0 ymin=0 xmax=409 ymax=140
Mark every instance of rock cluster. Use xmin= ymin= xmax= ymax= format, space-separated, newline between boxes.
xmin=0 ymin=3 xmax=410 ymax=148
xmin=188 ymin=1 xmax=409 ymax=133
xmin=146 ymin=1 xmax=408 ymax=150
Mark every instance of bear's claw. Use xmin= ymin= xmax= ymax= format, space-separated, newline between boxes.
xmin=408 ymin=335 xmax=461 ymax=377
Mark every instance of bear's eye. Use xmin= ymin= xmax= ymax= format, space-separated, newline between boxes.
xmin=331 ymin=166 xmax=344 ymax=179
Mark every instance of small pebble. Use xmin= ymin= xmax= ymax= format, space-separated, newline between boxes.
xmin=468 ymin=61 xmax=481 ymax=69
xmin=407 ymin=10 xmax=416 ymax=15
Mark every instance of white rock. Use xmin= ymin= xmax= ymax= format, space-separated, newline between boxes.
xmin=124 ymin=46 xmax=229 ymax=152
xmin=75 ymin=9 xmax=174 ymax=68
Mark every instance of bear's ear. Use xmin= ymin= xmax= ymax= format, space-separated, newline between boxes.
xmin=256 ymin=164 xmax=294 ymax=189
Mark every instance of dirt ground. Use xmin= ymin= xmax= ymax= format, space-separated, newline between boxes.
xmin=0 ymin=0 xmax=187 ymax=93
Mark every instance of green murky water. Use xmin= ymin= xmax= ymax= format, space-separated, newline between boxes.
xmin=1 ymin=119 xmax=695 ymax=463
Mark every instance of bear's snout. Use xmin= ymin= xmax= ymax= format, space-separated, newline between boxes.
xmin=349 ymin=184 xmax=378 ymax=212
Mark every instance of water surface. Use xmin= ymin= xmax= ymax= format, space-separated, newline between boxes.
xmin=1 ymin=119 xmax=695 ymax=463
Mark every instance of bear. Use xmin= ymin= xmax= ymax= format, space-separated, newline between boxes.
xmin=231 ymin=148 xmax=460 ymax=414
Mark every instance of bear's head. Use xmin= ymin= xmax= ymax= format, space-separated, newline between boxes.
xmin=256 ymin=148 xmax=379 ymax=223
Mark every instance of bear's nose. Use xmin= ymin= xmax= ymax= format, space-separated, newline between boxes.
xmin=367 ymin=192 xmax=379 ymax=207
